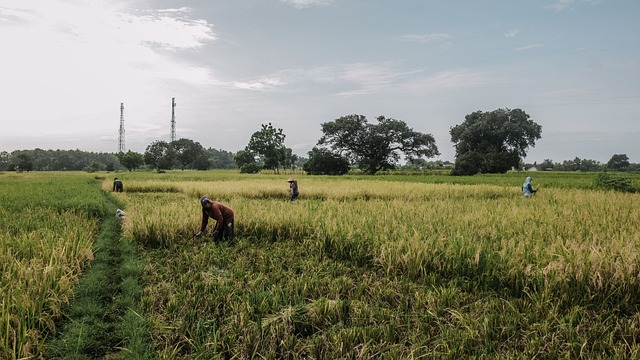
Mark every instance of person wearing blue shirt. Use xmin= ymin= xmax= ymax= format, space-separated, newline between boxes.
xmin=522 ymin=176 xmax=537 ymax=197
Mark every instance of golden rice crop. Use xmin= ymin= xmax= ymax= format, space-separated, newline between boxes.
xmin=119 ymin=176 xmax=640 ymax=288
xmin=114 ymin=172 xmax=640 ymax=357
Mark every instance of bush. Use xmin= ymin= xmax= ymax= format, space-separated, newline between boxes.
xmin=240 ymin=163 xmax=263 ymax=174
xmin=593 ymin=172 xmax=638 ymax=193
xmin=303 ymin=147 xmax=350 ymax=175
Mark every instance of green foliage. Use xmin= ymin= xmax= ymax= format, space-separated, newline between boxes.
xmin=246 ymin=122 xmax=287 ymax=171
xmin=607 ymin=154 xmax=630 ymax=171
xmin=84 ymin=160 xmax=102 ymax=172
xmin=171 ymin=138 xmax=206 ymax=170
xmin=450 ymin=108 xmax=542 ymax=175
xmin=593 ymin=172 xmax=638 ymax=193
xmin=117 ymin=150 xmax=145 ymax=171
xmin=554 ymin=157 xmax=604 ymax=172
xmin=6 ymin=149 xmax=123 ymax=171
xmin=303 ymin=147 xmax=350 ymax=175
xmin=0 ymin=151 xmax=9 ymax=171
xmin=204 ymin=148 xmax=237 ymax=169
xmin=144 ymin=140 xmax=176 ymax=171
xmin=46 ymin=200 xmax=152 ymax=359
xmin=318 ymin=114 xmax=439 ymax=174
xmin=234 ymin=149 xmax=256 ymax=168
xmin=240 ymin=163 xmax=263 ymax=174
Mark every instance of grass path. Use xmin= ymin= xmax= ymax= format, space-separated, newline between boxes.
xmin=45 ymin=191 xmax=153 ymax=359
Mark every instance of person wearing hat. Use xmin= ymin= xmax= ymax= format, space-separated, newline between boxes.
xmin=113 ymin=177 xmax=124 ymax=192
xmin=287 ymin=178 xmax=299 ymax=201
xmin=195 ymin=196 xmax=235 ymax=243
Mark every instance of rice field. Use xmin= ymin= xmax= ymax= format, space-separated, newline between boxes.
xmin=114 ymin=171 xmax=640 ymax=358
xmin=0 ymin=172 xmax=108 ymax=359
xmin=2 ymin=170 xmax=639 ymax=359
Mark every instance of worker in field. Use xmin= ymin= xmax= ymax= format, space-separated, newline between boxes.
xmin=522 ymin=176 xmax=537 ymax=197
xmin=113 ymin=177 xmax=124 ymax=192
xmin=195 ymin=196 xmax=235 ymax=243
xmin=287 ymin=177 xmax=299 ymax=201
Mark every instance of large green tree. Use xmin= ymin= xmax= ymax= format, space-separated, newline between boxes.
xmin=144 ymin=140 xmax=176 ymax=171
xmin=303 ymin=147 xmax=350 ymax=175
xmin=318 ymin=114 xmax=439 ymax=175
xmin=607 ymin=154 xmax=630 ymax=171
xmin=246 ymin=123 xmax=287 ymax=172
xmin=450 ymin=108 xmax=542 ymax=175
xmin=171 ymin=138 xmax=205 ymax=170
xmin=117 ymin=150 xmax=144 ymax=171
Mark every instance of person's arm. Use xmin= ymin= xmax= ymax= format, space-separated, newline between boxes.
xmin=199 ymin=208 xmax=209 ymax=232
xmin=527 ymin=183 xmax=536 ymax=193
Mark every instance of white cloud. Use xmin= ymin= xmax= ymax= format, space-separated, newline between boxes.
xmin=514 ymin=44 xmax=544 ymax=51
xmin=220 ymin=62 xmax=495 ymax=98
xmin=547 ymin=0 xmax=575 ymax=11
xmin=225 ymin=77 xmax=287 ymax=91
xmin=280 ymin=0 xmax=335 ymax=9
xmin=0 ymin=0 xmax=216 ymax=136
xmin=545 ymin=0 xmax=602 ymax=12
xmin=400 ymin=33 xmax=452 ymax=44
xmin=504 ymin=29 xmax=520 ymax=38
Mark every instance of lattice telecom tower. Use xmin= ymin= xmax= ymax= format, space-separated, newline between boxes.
xmin=170 ymin=97 xmax=176 ymax=142
xmin=118 ymin=102 xmax=125 ymax=152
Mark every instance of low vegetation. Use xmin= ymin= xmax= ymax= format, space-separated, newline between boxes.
xmin=2 ymin=170 xmax=639 ymax=358
xmin=117 ymin=171 xmax=640 ymax=358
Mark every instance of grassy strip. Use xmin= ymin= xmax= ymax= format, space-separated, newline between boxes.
xmin=45 ymin=193 xmax=153 ymax=359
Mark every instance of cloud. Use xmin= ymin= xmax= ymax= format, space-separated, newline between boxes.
xmin=400 ymin=33 xmax=452 ymax=44
xmin=514 ymin=44 xmax=544 ymax=51
xmin=0 ymin=0 xmax=216 ymax=133
xmin=504 ymin=29 xmax=520 ymax=38
xmin=545 ymin=0 xmax=603 ymax=12
xmin=280 ymin=0 xmax=335 ymax=9
xmin=224 ymin=77 xmax=287 ymax=91
xmin=221 ymin=62 xmax=495 ymax=98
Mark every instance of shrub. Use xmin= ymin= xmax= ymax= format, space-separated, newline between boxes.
xmin=593 ymin=172 xmax=638 ymax=193
xmin=240 ymin=163 xmax=263 ymax=174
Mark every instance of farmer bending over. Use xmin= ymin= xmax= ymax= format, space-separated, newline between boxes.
xmin=195 ymin=196 xmax=234 ymax=243
xmin=113 ymin=177 xmax=124 ymax=192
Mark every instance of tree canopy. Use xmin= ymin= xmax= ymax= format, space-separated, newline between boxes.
xmin=245 ymin=123 xmax=288 ymax=173
xmin=317 ymin=114 xmax=439 ymax=175
xmin=607 ymin=154 xmax=630 ymax=171
xmin=303 ymin=147 xmax=350 ymax=175
xmin=143 ymin=141 xmax=176 ymax=171
xmin=117 ymin=150 xmax=144 ymax=171
xmin=450 ymin=108 xmax=542 ymax=175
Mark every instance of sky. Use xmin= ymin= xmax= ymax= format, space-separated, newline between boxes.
xmin=1 ymin=0 xmax=639 ymax=163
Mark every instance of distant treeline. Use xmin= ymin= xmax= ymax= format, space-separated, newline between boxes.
xmin=0 ymin=148 xmax=237 ymax=172
xmin=1 ymin=148 xmax=638 ymax=173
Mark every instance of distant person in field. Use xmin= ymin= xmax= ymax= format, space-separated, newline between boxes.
xmin=522 ymin=176 xmax=537 ymax=197
xmin=195 ymin=196 xmax=235 ymax=243
xmin=287 ymin=178 xmax=299 ymax=201
xmin=113 ymin=177 xmax=124 ymax=192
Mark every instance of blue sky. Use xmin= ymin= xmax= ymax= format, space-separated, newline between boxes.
xmin=1 ymin=0 xmax=638 ymax=163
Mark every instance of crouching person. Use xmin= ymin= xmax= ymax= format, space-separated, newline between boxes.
xmin=195 ymin=196 xmax=234 ymax=243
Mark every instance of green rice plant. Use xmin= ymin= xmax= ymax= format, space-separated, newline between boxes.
xmin=0 ymin=172 xmax=105 ymax=359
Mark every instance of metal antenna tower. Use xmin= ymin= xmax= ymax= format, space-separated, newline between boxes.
xmin=170 ymin=97 xmax=176 ymax=142
xmin=118 ymin=102 xmax=125 ymax=152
